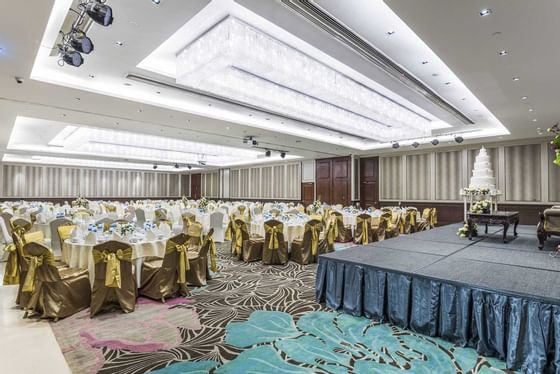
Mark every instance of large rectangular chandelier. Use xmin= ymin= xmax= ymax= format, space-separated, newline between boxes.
xmin=176 ymin=17 xmax=431 ymax=142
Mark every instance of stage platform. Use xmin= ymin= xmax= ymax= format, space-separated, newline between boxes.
xmin=316 ymin=224 xmax=560 ymax=373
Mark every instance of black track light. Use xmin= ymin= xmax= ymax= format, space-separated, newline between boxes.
xmin=392 ymin=142 xmax=400 ymax=149
xmin=431 ymin=138 xmax=440 ymax=146
xmin=61 ymin=50 xmax=84 ymax=67
xmin=265 ymin=150 xmax=271 ymax=157
xmin=187 ymin=165 xmax=192 ymax=170
xmin=411 ymin=142 xmax=420 ymax=148
xmin=174 ymin=163 xmax=179 ymax=169
xmin=454 ymin=135 xmax=464 ymax=144
xmin=280 ymin=152 xmax=286 ymax=159
xmin=153 ymin=164 xmax=158 ymax=170
xmin=70 ymin=33 xmax=94 ymax=54
xmin=152 ymin=0 xmax=161 ymax=4
xmin=86 ymin=1 xmax=114 ymax=27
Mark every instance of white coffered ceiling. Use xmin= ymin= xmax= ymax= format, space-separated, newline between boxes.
xmin=0 ymin=0 xmax=553 ymax=171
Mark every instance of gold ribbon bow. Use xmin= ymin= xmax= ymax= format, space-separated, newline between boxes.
xmin=3 ymin=243 xmax=19 ymax=285
xmin=309 ymin=225 xmax=319 ymax=256
xmin=175 ymin=243 xmax=190 ymax=284
xmin=265 ymin=225 xmax=280 ymax=250
xmin=208 ymin=237 xmax=217 ymax=273
xmin=22 ymin=251 xmax=54 ymax=292
xmin=93 ymin=248 xmax=132 ymax=288
xmin=234 ymin=224 xmax=244 ymax=255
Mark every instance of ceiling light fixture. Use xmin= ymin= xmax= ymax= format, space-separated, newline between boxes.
xmin=392 ymin=142 xmax=400 ymax=149
xmin=521 ymin=96 xmax=528 ymax=100
xmin=411 ymin=142 xmax=420 ymax=148
xmin=187 ymin=165 xmax=192 ymax=170
xmin=421 ymin=60 xmax=428 ymax=65
xmin=529 ymin=108 xmax=534 ymax=112
xmin=454 ymin=135 xmax=464 ymax=143
xmin=479 ymin=8 xmax=492 ymax=17
xmin=115 ymin=41 xmax=124 ymax=47
xmin=153 ymin=164 xmax=158 ymax=170
xmin=265 ymin=150 xmax=271 ymax=157
xmin=174 ymin=163 xmax=179 ymax=168
xmin=152 ymin=0 xmax=161 ymax=4
xmin=70 ymin=33 xmax=94 ymax=54
xmin=431 ymin=138 xmax=440 ymax=146
xmin=512 ymin=77 xmax=520 ymax=81
xmin=498 ymin=50 xmax=508 ymax=56
xmin=176 ymin=17 xmax=431 ymax=142
xmin=60 ymin=50 xmax=84 ymax=67
xmin=532 ymin=119 xmax=538 ymax=122
xmin=85 ymin=1 xmax=114 ymax=27
xmin=280 ymin=152 xmax=286 ymax=159
xmin=386 ymin=30 xmax=396 ymax=35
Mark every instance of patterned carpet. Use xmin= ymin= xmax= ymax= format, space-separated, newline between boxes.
xmin=50 ymin=243 xmax=515 ymax=373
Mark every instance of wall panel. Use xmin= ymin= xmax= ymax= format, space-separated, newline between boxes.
xmin=504 ymin=144 xmax=541 ymax=202
xmin=436 ymin=150 xmax=463 ymax=200
xmin=380 ymin=156 xmax=402 ymax=200
xmin=229 ymin=162 xmax=301 ymax=200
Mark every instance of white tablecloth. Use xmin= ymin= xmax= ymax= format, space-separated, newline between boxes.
xmin=63 ymin=238 xmax=167 ymax=287
xmin=250 ymin=221 xmax=305 ymax=247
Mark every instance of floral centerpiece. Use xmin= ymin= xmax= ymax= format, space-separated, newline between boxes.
xmin=460 ymin=187 xmax=494 ymax=196
xmin=71 ymin=195 xmax=90 ymax=209
xmin=118 ymin=222 xmax=136 ymax=237
xmin=198 ymin=196 xmax=209 ymax=210
xmin=549 ymin=123 xmax=560 ymax=166
xmin=470 ymin=200 xmax=491 ymax=214
xmin=181 ymin=195 xmax=188 ymax=207
xmin=310 ymin=199 xmax=322 ymax=213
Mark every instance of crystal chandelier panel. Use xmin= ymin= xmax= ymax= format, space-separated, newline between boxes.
xmin=176 ymin=17 xmax=431 ymax=142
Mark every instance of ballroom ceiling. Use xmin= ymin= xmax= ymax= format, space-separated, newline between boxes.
xmin=0 ymin=0 xmax=553 ymax=171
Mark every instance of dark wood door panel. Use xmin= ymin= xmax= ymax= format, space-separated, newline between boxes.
xmin=302 ymin=182 xmax=315 ymax=206
xmin=316 ymin=160 xmax=331 ymax=180
xmin=333 ymin=159 xmax=349 ymax=179
xmin=190 ymin=173 xmax=201 ymax=199
xmin=360 ymin=157 xmax=379 ymax=208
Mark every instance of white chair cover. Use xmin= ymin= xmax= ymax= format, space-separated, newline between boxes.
xmin=210 ymin=211 xmax=225 ymax=242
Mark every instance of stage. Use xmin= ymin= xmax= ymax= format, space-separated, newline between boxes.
xmin=316 ymin=223 xmax=560 ymax=373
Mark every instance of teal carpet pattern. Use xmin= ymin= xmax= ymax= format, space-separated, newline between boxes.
xmin=95 ymin=243 xmax=514 ymax=373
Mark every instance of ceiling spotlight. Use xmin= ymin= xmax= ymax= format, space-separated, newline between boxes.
xmin=70 ymin=33 xmax=94 ymax=54
xmin=512 ymin=77 xmax=520 ymax=81
xmin=411 ymin=142 xmax=420 ymax=148
xmin=280 ymin=152 xmax=286 ymax=159
xmin=187 ymin=165 xmax=192 ymax=170
xmin=529 ymin=108 xmax=534 ymax=112
xmin=265 ymin=150 xmax=271 ymax=157
xmin=521 ymin=96 xmax=528 ymax=100
xmin=386 ymin=30 xmax=395 ymax=35
xmin=445 ymin=82 xmax=451 ymax=85
xmin=115 ymin=41 xmax=124 ymax=47
xmin=198 ymin=160 xmax=207 ymax=166
xmin=532 ymin=118 xmax=538 ymax=122
xmin=421 ymin=60 xmax=429 ymax=65
xmin=431 ymin=138 xmax=440 ymax=146
xmin=85 ymin=1 xmax=114 ymax=27
xmin=479 ymin=8 xmax=492 ymax=17
xmin=174 ymin=163 xmax=179 ymax=169
xmin=152 ymin=0 xmax=161 ymax=4
xmin=392 ymin=142 xmax=400 ymax=149
xmin=153 ymin=164 xmax=158 ymax=170
xmin=498 ymin=50 xmax=508 ymax=56
xmin=61 ymin=50 xmax=84 ymax=67
xmin=454 ymin=135 xmax=464 ymax=144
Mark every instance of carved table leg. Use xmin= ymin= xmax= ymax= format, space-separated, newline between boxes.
xmin=503 ymin=222 xmax=509 ymax=243
xmin=513 ymin=218 xmax=519 ymax=237
xmin=467 ymin=218 xmax=473 ymax=241
xmin=485 ymin=224 xmax=488 ymax=234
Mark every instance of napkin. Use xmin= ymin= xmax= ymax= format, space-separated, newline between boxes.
xmin=71 ymin=227 xmax=82 ymax=240
xmin=145 ymin=229 xmax=157 ymax=241
xmin=159 ymin=223 xmax=171 ymax=237
xmin=85 ymin=232 xmax=97 ymax=245
xmin=110 ymin=232 xmax=123 ymax=242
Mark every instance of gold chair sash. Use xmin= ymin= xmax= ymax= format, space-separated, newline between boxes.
xmin=22 ymin=250 xmax=55 ymax=292
xmin=23 ymin=231 xmax=45 ymax=245
xmin=234 ymin=223 xmax=244 ymax=255
xmin=208 ymin=236 xmax=217 ymax=273
xmin=265 ymin=225 xmax=280 ymax=250
xmin=225 ymin=214 xmax=234 ymax=241
xmin=92 ymin=248 xmax=132 ymax=288
xmin=356 ymin=216 xmax=370 ymax=245
xmin=169 ymin=242 xmax=190 ymax=284
xmin=326 ymin=219 xmax=337 ymax=246
xmin=2 ymin=243 xmax=19 ymax=285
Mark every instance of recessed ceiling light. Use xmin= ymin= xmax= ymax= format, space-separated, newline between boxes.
xmin=432 ymin=73 xmax=439 ymax=77
xmin=512 ymin=77 xmax=520 ymax=81
xmin=445 ymin=81 xmax=451 ymax=85
xmin=124 ymin=82 xmax=132 ymax=86
xmin=152 ymin=0 xmax=161 ymax=4
xmin=532 ymin=118 xmax=538 ymax=122
xmin=461 ymin=98 xmax=466 ymax=101
xmin=116 ymin=41 xmax=124 ymax=47
xmin=529 ymin=108 xmax=534 ymax=112
xmin=521 ymin=96 xmax=528 ymax=100
xmin=265 ymin=118 xmax=270 ymax=121
xmin=75 ymin=97 xmax=81 ymax=101
xmin=156 ymin=91 xmax=161 ymax=94
xmin=498 ymin=50 xmax=508 ymax=56
xmin=421 ymin=61 xmax=428 ymax=65
xmin=479 ymin=8 xmax=492 ymax=17
xmin=226 ymin=126 xmax=230 ymax=130
xmin=386 ymin=30 xmax=395 ymax=35
xmin=88 ymin=74 xmax=95 ymax=78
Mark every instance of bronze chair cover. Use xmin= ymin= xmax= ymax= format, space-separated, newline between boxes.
xmin=402 ymin=208 xmax=418 ymax=234
xmin=186 ymin=229 xmax=216 ymax=286
xmin=155 ymin=208 xmax=168 ymax=222
xmin=417 ymin=208 xmax=432 ymax=231
xmin=320 ymin=217 xmax=337 ymax=254
xmin=12 ymin=218 xmax=32 ymax=233
xmin=231 ymin=218 xmax=247 ymax=260
xmin=21 ymin=242 xmax=90 ymax=319
xmin=330 ymin=211 xmax=353 ymax=243
xmin=236 ymin=219 xmax=264 ymax=263
xmin=371 ymin=216 xmax=385 ymax=242
xmin=57 ymin=224 xmax=76 ymax=253
xmin=186 ymin=222 xmax=203 ymax=250
xmin=23 ymin=230 xmax=46 ymax=245
xmin=262 ymin=220 xmax=288 ymax=265
xmin=12 ymin=229 xmax=31 ymax=307
xmin=381 ymin=211 xmax=399 ymax=239
xmin=90 ymin=241 xmax=136 ymax=317
xmin=389 ymin=212 xmax=402 ymax=238
xmin=354 ymin=214 xmax=372 ymax=245
xmin=139 ymin=233 xmax=190 ymax=301
xmin=95 ymin=218 xmax=114 ymax=232
xmin=182 ymin=212 xmax=196 ymax=234
xmin=224 ymin=213 xmax=234 ymax=241
xmin=50 ymin=218 xmax=73 ymax=252
xmin=290 ymin=219 xmax=322 ymax=265
xmin=1 ymin=212 xmax=13 ymax=236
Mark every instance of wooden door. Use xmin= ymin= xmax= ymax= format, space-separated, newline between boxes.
xmin=315 ymin=160 xmax=332 ymax=203
xmin=333 ymin=158 xmax=350 ymax=206
xmin=190 ymin=173 xmax=201 ymax=199
xmin=301 ymin=182 xmax=315 ymax=206
xmin=360 ymin=157 xmax=379 ymax=209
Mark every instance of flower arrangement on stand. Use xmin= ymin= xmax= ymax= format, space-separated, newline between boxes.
xmin=549 ymin=123 xmax=560 ymax=166
xmin=457 ymin=223 xmax=477 ymax=237
xmin=118 ymin=222 xmax=136 ymax=237
xmin=310 ymin=199 xmax=322 ymax=213
xmin=470 ymin=200 xmax=491 ymax=214
xmin=198 ymin=196 xmax=209 ymax=211
xmin=71 ymin=195 xmax=90 ymax=209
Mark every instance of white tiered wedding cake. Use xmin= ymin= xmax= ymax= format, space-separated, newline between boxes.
xmin=469 ymin=146 xmax=496 ymax=190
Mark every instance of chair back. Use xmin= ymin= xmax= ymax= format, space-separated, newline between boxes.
xmin=161 ymin=233 xmax=189 ymax=284
xmin=57 ymin=224 xmax=76 ymax=250
xmin=1 ymin=212 xmax=13 ymax=236
xmin=182 ymin=212 xmax=196 ymax=232
xmin=50 ymin=218 xmax=72 ymax=251
xmin=252 ymin=207 xmax=262 ymax=216
xmin=232 ymin=218 xmax=249 ymax=256
xmin=302 ymin=219 xmax=322 ymax=256
xmin=155 ymin=208 xmax=168 ymax=221
xmin=12 ymin=218 xmax=32 ymax=233
xmin=263 ymin=219 xmax=285 ymax=251
xmin=22 ymin=242 xmax=60 ymax=293
xmin=269 ymin=208 xmax=281 ymax=217
xmin=355 ymin=213 xmax=372 ymax=245
xmin=135 ymin=208 xmax=146 ymax=226
xmin=430 ymin=208 xmax=438 ymax=228
xmin=210 ymin=211 xmax=224 ymax=228
xmin=187 ymin=222 xmax=203 ymax=247
xmin=95 ymin=218 xmax=114 ymax=232
xmin=23 ymin=230 xmax=45 ymax=245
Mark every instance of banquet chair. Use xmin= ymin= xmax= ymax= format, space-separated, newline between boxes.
xmin=237 ymin=205 xmax=247 ymax=218
xmin=1 ymin=211 xmax=13 ymax=236
xmin=354 ymin=214 xmax=373 ymax=245
xmin=182 ymin=212 xmax=196 ymax=233
xmin=320 ymin=217 xmax=337 ymax=254
xmin=56 ymin=224 xmax=76 ymax=252
xmin=291 ymin=219 xmax=322 ymax=265
xmin=139 ymin=233 xmax=190 ymax=301
xmin=155 ymin=208 xmax=168 ymax=222
xmin=402 ymin=208 xmax=418 ymax=234
xmin=210 ymin=211 xmax=225 ymax=242
xmin=371 ymin=216 xmax=384 ymax=242
xmin=29 ymin=211 xmax=39 ymax=224
xmin=21 ymin=242 xmax=90 ymax=320
xmin=269 ymin=208 xmax=281 ymax=218
xmin=262 ymin=219 xmax=288 ymax=265
xmin=235 ymin=219 xmax=264 ymax=262
xmin=391 ymin=211 xmax=403 ymax=237
xmin=252 ymin=206 xmax=262 ymax=216
xmin=95 ymin=217 xmax=115 ymax=232
xmin=538 ymin=207 xmax=560 ymax=249
xmin=186 ymin=229 xmax=216 ymax=287
xmin=186 ymin=222 xmax=203 ymax=250
xmin=383 ymin=211 xmax=399 ymax=239
xmin=12 ymin=218 xmax=32 ymax=233
xmin=330 ymin=211 xmax=353 ymax=243
xmin=50 ymin=218 xmax=73 ymax=252
xmin=135 ymin=208 xmax=146 ymax=227
xmin=90 ymin=241 xmax=136 ymax=317
xmin=430 ymin=208 xmax=438 ymax=229
xmin=74 ymin=210 xmax=91 ymax=220
xmin=12 ymin=229 xmax=31 ymax=308
xmin=417 ymin=208 xmax=432 ymax=231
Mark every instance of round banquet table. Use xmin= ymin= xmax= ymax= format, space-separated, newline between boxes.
xmin=31 ymin=222 xmax=52 ymax=240
xmin=63 ymin=238 xmax=167 ymax=288
xmin=250 ymin=220 xmax=305 ymax=249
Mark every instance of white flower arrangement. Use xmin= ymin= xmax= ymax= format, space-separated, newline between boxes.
xmin=71 ymin=195 xmax=90 ymax=209
xmin=470 ymin=200 xmax=491 ymax=214
xmin=457 ymin=223 xmax=477 ymax=237
xmin=311 ymin=199 xmax=322 ymax=212
xmin=198 ymin=196 xmax=209 ymax=210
